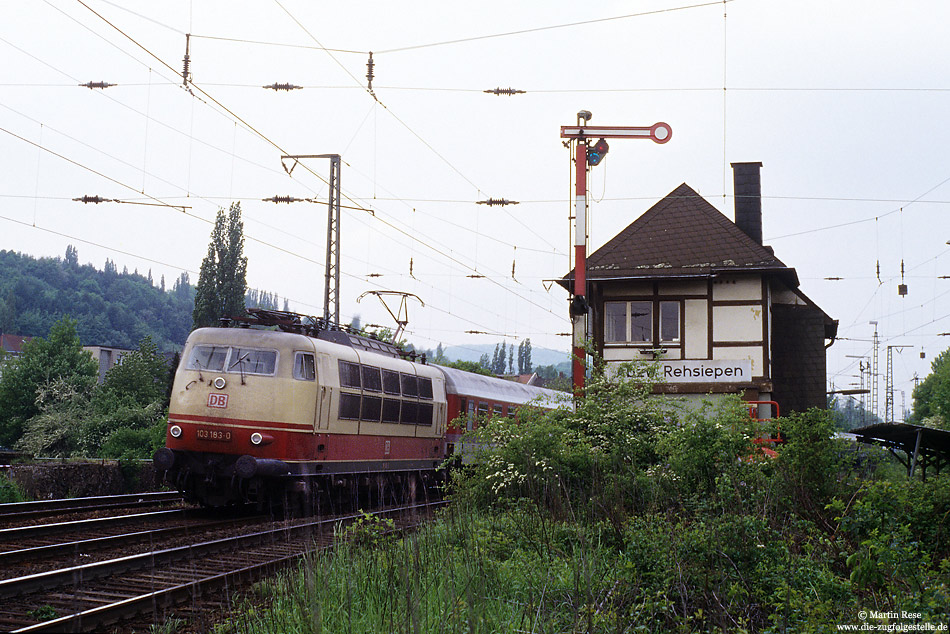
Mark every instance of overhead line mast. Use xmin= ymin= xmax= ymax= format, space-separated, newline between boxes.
xmin=560 ymin=112 xmax=672 ymax=393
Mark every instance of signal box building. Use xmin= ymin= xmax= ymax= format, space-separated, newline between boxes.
xmin=562 ymin=162 xmax=837 ymax=415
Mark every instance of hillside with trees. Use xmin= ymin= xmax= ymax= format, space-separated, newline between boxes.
xmin=0 ymin=248 xmax=194 ymax=352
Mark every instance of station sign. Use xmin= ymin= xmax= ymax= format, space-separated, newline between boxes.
xmin=610 ymin=359 xmax=753 ymax=384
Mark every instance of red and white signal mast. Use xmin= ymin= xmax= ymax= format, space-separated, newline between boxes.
xmin=560 ymin=111 xmax=672 ymax=393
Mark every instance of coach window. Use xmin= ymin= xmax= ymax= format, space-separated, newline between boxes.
xmin=361 ymin=396 xmax=382 ymax=422
xmin=418 ymin=377 xmax=433 ymax=399
xmin=361 ymin=365 xmax=382 ymax=392
xmin=339 ymin=361 xmax=361 ymax=389
xmin=401 ymin=374 xmax=419 ymax=398
xmin=493 ymin=404 xmax=504 ymax=418
xmin=382 ymin=369 xmax=400 ymax=395
xmin=339 ymin=393 xmax=361 ymax=420
xmin=477 ymin=402 xmax=489 ymax=421
xmin=294 ymin=353 xmax=315 ymax=381
xmin=418 ymin=403 xmax=434 ymax=426
xmin=382 ymin=398 xmax=400 ymax=423
xmin=467 ymin=400 xmax=475 ymax=431
xmin=401 ymin=400 xmax=419 ymax=425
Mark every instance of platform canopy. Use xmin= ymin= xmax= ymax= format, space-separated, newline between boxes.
xmin=851 ymin=423 xmax=950 ymax=479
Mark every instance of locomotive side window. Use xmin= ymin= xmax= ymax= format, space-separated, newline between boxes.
xmin=400 ymin=400 xmax=419 ymax=425
xmin=418 ymin=377 xmax=433 ymax=399
xmin=361 ymin=396 xmax=382 ymax=422
xmin=228 ymin=348 xmax=277 ymax=376
xmin=382 ymin=398 xmax=400 ymax=423
xmin=400 ymin=374 xmax=418 ymax=398
xmin=382 ymin=369 xmax=400 ymax=395
xmin=361 ymin=366 xmax=382 ymax=392
xmin=187 ymin=345 xmax=227 ymax=372
xmin=339 ymin=393 xmax=361 ymax=420
xmin=339 ymin=361 xmax=361 ymax=389
xmin=293 ymin=353 xmax=315 ymax=381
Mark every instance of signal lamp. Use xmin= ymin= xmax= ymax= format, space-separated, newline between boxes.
xmin=587 ymin=138 xmax=609 ymax=166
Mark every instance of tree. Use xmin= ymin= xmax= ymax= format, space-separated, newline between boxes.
xmin=193 ymin=202 xmax=248 ymax=329
xmin=0 ymin=317 xmax=98 ymax=447
xmin=518 ymin=338 xmax=533 ymax=375
xmin=910 ymin=348 xmax=950 ymax=430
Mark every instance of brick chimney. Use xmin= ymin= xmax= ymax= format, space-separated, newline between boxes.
xmin=731 ymin=162 xmax=763 ymax=244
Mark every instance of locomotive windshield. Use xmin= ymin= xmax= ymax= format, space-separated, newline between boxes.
xmin=186 ymin=345 xmax=278 ymax=376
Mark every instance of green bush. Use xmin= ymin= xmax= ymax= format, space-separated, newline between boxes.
xmin=0 ymin=473 xmax=27 ymax=503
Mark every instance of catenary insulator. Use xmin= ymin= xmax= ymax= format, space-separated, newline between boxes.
xmin=484 ymin=87 xmax=525 ymax=96
xmin=73 ymin=195 xmax=109 ymax=204
xmin=366 ymin=52 xmax=375 ymax=91
xmin=263 ymin=83 xmax=303 ymax=91
xmin=477 ymin=198 xmax=519 ymax=207
xmin=80 ymin=81 xmax=116 ymax=89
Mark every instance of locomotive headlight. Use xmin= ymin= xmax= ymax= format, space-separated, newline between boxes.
xmin=249 ymin=432 xmax=274 ymax=446
xmin=169 ymin=425 xmax=183 ymax=438
xmin=213 ymin=377 xmax=226 ymax=389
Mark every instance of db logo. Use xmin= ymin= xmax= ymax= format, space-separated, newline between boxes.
xmin=207 ymin=393 xmax=229 ymax=409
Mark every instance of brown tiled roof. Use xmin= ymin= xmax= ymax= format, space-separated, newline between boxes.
xmin=0 ymin=334 xmax=31 ymax=355
xmin=564 ymin=183 xmax=798 ymax=286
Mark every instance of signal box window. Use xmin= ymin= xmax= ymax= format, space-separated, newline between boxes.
xmin=339 ymin=361 xmax=361 ymax=389
xmin=294 ymin=353 xmax=315 ymax=381
xmin=605 ymin=300 xmax=680 ymax=346
xmin=660 ymin=301 xmax=680 ymax=342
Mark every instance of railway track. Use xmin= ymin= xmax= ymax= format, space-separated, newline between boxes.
xmin=0 ymin=492 xmax=184 ymax=523
xmin=0 ymin=500 xmax=446 ymax=633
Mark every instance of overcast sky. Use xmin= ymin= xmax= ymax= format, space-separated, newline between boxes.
xmin=2 ymin=0 xmax=948 ymax=419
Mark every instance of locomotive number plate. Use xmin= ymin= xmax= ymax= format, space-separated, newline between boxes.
xmin=196 ymin=428 xmax=232 ymax=442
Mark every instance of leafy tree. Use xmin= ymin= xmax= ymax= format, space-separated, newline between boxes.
xmin=478 ymin=353 xmax=490 ymax=370
xmin=909 ymin=347 xmax=950 ymax=429
xmin=96 ymin=336 xmax=169 ymax=408
xmin=441 ymin=359 xmax=492 ymax=376
xmin=193 ymin=202 xmax=248 ymax=329
xmin=0 ymin=317 xmax=97 ymax=447
xmin=517 ymin=338 xmax=532 ymax=374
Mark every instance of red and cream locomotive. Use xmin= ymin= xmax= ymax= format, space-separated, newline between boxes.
xmin=153 ymin=310 xmax=567 ymax=508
